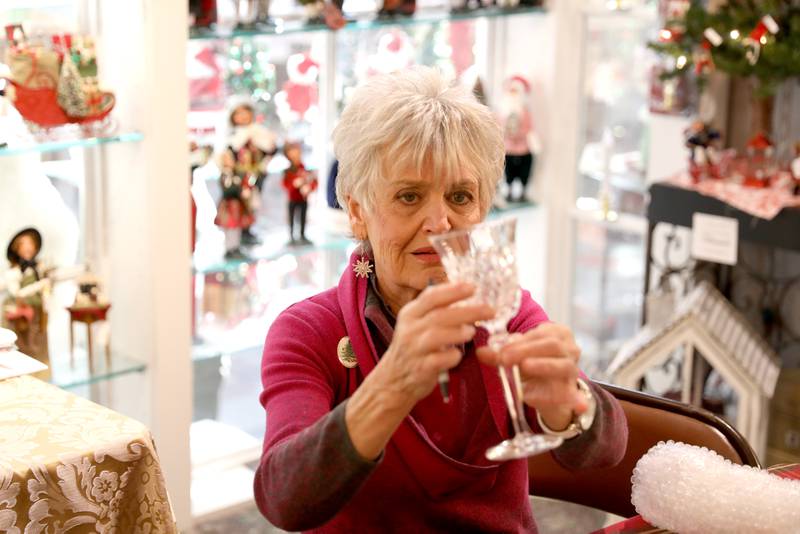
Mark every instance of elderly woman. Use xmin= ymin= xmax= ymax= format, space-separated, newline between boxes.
xmin=254 ymin=67 xmax=628 ymax=532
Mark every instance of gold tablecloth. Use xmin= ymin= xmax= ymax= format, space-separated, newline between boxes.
xmin=0 ymin=375 xmax=177 ymax=533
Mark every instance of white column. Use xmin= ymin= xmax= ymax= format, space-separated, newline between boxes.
xmin=98 ymin=0 xmax=192 ymax=528
xmin=543 ymin=0 xmax=585 ymax=323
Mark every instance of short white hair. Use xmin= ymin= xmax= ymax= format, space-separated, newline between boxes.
xmin=333 ymin=67 xmax=504 ymax=217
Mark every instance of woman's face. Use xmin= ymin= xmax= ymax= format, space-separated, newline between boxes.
xmin=348 ymin=168 xmax=483 ymax=313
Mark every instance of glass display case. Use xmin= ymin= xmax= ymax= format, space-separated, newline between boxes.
xmin=574 ymin=4 xmax=656 ymax=217
xmin=571 ymin=214 xmax=647 ymax=378
xmin=567 ymin=2 xmax=656 ymax=376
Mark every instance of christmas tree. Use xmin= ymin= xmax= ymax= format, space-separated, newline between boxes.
xmin=650 ymin=0 xmax=800 ymax=97
xmin=225 ymin=39 xmax=277 ymax=118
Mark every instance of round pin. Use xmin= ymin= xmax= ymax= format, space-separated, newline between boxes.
xmin=337 ymin=336 xmax=358 ymax=368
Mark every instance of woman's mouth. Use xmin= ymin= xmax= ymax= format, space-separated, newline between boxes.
xmin=411 ymin=247 xmax=441 ymax=264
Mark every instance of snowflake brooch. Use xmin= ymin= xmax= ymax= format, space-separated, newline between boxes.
xmin=353 ymin=257 xmax=373 ymax=279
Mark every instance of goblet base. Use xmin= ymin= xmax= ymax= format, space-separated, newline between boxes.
xmin=485 ymin=432 xmax=563 ymax=462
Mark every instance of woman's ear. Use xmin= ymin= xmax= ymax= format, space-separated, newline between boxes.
xmin=347 ymin=195 xmax=368 ymax=241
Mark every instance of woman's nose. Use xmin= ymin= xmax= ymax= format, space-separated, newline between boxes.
xmin=422 ymin=200 xmax=452 ymax=234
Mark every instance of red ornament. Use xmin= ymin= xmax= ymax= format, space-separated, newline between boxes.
xmin=743 ymin=15 xmax=779 ymax=65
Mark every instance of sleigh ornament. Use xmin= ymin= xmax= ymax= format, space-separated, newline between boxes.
xmin=3 ymin=25 xmax=116 ymax=134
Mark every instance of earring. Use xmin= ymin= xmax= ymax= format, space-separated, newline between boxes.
xmin=352 ymin=255 xmax=373 ymax=279
xmin=352 ymin=240 xmax=372 ymax=279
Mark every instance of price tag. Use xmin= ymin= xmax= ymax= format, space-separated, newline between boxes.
xmin=691 ymin=213 xmax=738 ymax=265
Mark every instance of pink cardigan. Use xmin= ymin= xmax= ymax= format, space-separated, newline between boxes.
xmin=254 ymin=253 xmax=628 ymax=532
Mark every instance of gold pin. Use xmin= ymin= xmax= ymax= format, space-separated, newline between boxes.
xmin=337 ymin=336 xmax=358 ymax=368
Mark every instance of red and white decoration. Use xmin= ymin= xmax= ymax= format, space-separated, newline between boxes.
xmin=274 ymin=53 xmax=319 ymax=126
xmin=367 ymin=30 xmax=413 ymax=76
xmin=742 ymin=14 xmax=780 ymax=65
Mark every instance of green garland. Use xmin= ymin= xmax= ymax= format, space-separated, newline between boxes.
xmin=649 ymin=0 xmax=800 ymax=97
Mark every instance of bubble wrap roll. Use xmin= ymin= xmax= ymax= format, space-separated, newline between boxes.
xmin=631 ymin=441 xmax=800 ymax=534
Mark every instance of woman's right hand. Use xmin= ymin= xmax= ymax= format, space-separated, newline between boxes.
xmin=346 ymin=281 xmax=494 ymax=461
xmin=375 ymin=282 xmax=495 ymax=405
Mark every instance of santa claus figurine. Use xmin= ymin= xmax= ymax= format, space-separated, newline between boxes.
xmin=497 ymin=75 xmax=539 ymax=203
xmin=274 ymin=53 xmax=320 ymax=128
xmin=282 ymin=142 xmax=317 ymax=245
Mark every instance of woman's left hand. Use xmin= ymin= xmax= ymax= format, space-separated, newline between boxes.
xmin=476 ymin=323 xmax=587 ymax=432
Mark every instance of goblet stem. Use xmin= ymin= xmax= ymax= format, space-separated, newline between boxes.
xmin=497 ymin=366 xmax=522 ymax=436
xmin=489 ymin=330 xmax=530 ymax=438
xmin=512 ymin=365 xmax=533 ymax=433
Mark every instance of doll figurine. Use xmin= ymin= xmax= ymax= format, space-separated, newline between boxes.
xmin=226 ymin=101 xmax=278 ymax=245
xmin=282 ymin=142 xmax=317 ymax=245
xmin=497 ymin=75 xmax=538 ymax=203
xmin=743 ymin=132 xmax=775 ymax=188
xmin=215 ymin=148 xmax=255 ymax=260
xmin=450 ymin=0 xmax=494 ymax=13
xmin=295 ymin=0 xmax=346 ymax=29
xmin=684 ymin=120 xmax=721 ymax=181
xmin=233 ymin=0 xmax=272 ymax=29
xmin=2 ymin=228 xmax=51 ymax=367
xmin=377 ymin=0 xmax=416 ymax=18
xmin=190 ymin=0 xmax=218 ymax=28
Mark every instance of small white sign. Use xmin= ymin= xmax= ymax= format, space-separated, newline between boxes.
xmin=691 ymin=213 xmax=738 ymax=265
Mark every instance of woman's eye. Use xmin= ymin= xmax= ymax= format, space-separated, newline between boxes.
xmin=451 ymin=191 xmax=473 ymax=205
xmin=398 ymin=192 xmax=419 ymax=204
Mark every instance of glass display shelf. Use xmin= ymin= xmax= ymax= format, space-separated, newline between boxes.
xmin=195 ymin=230 xmax=355 ymax=275
xmin=0 ymin=131 xmax=144 ymax=157
xmin=193 ymin=241 xmax=352 ymax=360
xmin=189 ymin=5 xmax=545 ymax=39
xmin=194 ymin=201 xmax=537 ymax=275
xmin=48 ymin=347 xmax=146 ymax=391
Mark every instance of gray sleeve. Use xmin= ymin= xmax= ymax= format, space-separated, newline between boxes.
xmin=253 ymin=399 xmax=383 ymax=531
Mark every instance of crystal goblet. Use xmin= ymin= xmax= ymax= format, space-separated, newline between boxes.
xmin=429 ymin=217 xmax=563 ymax=461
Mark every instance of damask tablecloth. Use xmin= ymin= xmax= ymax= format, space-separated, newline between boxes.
xmin=0 ymin=375 xmax=177 ymax=533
